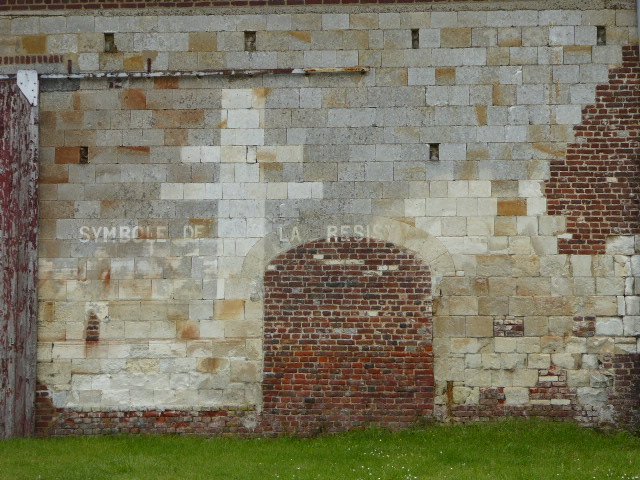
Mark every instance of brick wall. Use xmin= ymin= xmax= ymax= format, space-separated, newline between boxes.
xmin=35 ymin=382 xmax=259 ymax=436
xmin=0 ymin=80 xmax=39 ymax=439
xmin=262 ymin=239 xmax=434 ymax=434
xmin=602 ymin=354 xmax=640 ymax=430
xmin=546 ymin=45 xmax=640 ymax=255
xmin=449 ymin=367 xmax=597 ymax=424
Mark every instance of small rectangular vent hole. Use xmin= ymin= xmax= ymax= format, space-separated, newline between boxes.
xmin=80 ymin=146 xmax=89 ymax=164
xmin=596 ymin=26 xmax=607 ymax=46
xmin=244 ymin=31 xmax=257 ymax=52
xmin=411 ymin=29 xmax=420 ymax=49
xmin=104 ymin=33 xmax=117 ymax=53
xmin=429 ymin=143 xmax=440 ymax=161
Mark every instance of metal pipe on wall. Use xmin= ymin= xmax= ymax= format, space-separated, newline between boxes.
xmin=0 ymin=66 xmax=368 ymax=82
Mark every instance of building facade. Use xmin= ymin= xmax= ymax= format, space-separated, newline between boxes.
xmin=0 ymin=0 xmax=639 ymax=437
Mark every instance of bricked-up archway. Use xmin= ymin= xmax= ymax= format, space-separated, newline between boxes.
xmin=262 ymin=238 xmax=434 ymax=435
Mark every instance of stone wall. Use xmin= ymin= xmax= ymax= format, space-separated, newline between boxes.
xmin=0 ymin=1 xmax=639 ymax=435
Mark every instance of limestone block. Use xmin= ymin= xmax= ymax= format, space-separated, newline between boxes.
xmin=540 ymin=335 xmax=563 ymax=353
xmin=577 ymin=387 xmax=608 ymax=409
xmin=614 ymin=255 xmax=632 ymax=277
xmin=435 ymin=356 xmax=465 ymax=382
xmin=224 ymin=320 xmax=261 ymax=338
xmin=596 ymin=277 xmax=625 ymax=296
xmin=623 ymin=316 xmax=640 ymax=336
xmin=450 ymin=338 xmax=482 ymax=354
xmin=501 ymin=353 xmax=527 ymax=370
xmin=491 ymin=370 xmax=513 ymax=387
xmin=465 ymin=354 xmax=482 ymax=369
xmin=586 ymin=372 xmax=610 ymax=390
xmin=481 ymin=354 xmax=501 ymax=369
xmin=52 ymin=342 xmax=85 ymax=360
xmin=586 ymin=337 xmax=615 ymax=354
xmin=466 ymin=317 xmax=493 ymax=337
xmin=615 ymin=338 xmax=637 ymax=354
xmin=504 ymin=387 xmax=529 ymax=405
xmin=433 ymin=316 xmax=466 ymax=337
xmin=516 ymin=278 xmax=550 ymax=296
xmin=585 ymin=296 xmax=618 ymax=316
xmin=625 ymin=297 xmax=640 ymax=316
xmin=408 ymin=68 xmax=436 ymax=86
xmin=551 ymin=353 xmax=580 ymax=369
xmin=511 ymin=369 xmax=538 ymax=387
xmin=516 ymin=337 xmax=540 ymax=354
xmin=565 ymin=337 xmax=587 ymax=354
xmin=524 ymin=316 xmax=549 ymax=336
xmin=494 ymin=337 xmax=517 ymax=353
xmin=487 ymin=10 xmax=539 ymax=27
xmin=452 ymin=386 xmax=479 ymax=405
xmin=464 ymin=369 xmax=491 ymax=387
xmin=230 ymin=360 xmax=260 ymax=383
xmin=595 ymin=317 xmax=623 ymax=336
xmin=527 ymin=353 xmax=550 ymax=369
xmin=440 ymin=28 xmax=472 ymax=48
xmin=582 ymin=359 xmax=600 ymax=378
xmin=550 ymin=277 xmax=573 ymax=297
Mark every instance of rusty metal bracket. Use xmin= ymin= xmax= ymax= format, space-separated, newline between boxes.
xmin=16 ymin=70 xmax=38 ymax=107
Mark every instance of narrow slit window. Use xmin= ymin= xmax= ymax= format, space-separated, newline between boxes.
xmin=411 ymin=29 xmax=420 ymax=49
xmin=244 ymin=31 xmax=257 ymax=52
xmin=429 ymin=143 xmax=440 ymax=161
xmin=104 ymin=33 xmax=117 ymax=53
xmin=596 ymin=26 xmax=607 ymax=46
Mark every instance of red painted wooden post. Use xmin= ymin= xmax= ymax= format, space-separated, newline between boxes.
xmin=0 ymin=77 xmax=39 ymax=439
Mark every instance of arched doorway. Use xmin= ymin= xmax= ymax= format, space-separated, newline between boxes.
xmin=262 ymin=238 xmax=434 ymax=434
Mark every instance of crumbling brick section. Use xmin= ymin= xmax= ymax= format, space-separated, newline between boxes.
xmin=0 ymin=80 xmax=39 ymax=439
xmin=572 ymin=316 xmax=596 ymax=337
xmin=451 ymin=366 xmax=593 ymax=423
xmin=546 ymin=46 xmax=640 ymax=255
xmin=262 ymin=239 xmax=434 ymax=435
xmin=493 ymin=316 xmax=524 ymax=337
xmin=35 ymin=395 xmax=257 ymax=437
xmin=36 ymin=383 xmax=260 ymax=437
xmin=602 ymin=354 xmax=640 ymax=430
xmin=0 ymin=55 xmax=63 ymax=66
xmin=85 ymin=311 xmax=100 ymax=343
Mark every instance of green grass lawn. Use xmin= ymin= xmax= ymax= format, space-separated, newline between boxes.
xmin=1 ymin=420 xmax=639 ymax=480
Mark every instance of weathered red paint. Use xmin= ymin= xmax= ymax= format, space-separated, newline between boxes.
xmin=0 ymin=79 xmax=39 ymax=439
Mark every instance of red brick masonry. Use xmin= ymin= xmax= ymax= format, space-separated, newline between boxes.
xmin=0 ymin=56 xmax=63 ymax=66
xmin=262 ymin=239 xmax=434 ymax=434
xmin=602 ymin=354 xmax=640 ymax=429
xmin=546 ymin=45 xmax=640 ymax=255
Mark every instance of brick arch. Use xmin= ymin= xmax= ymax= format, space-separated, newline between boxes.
xmin=261 ymin=238 xmax=434 ymax=435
